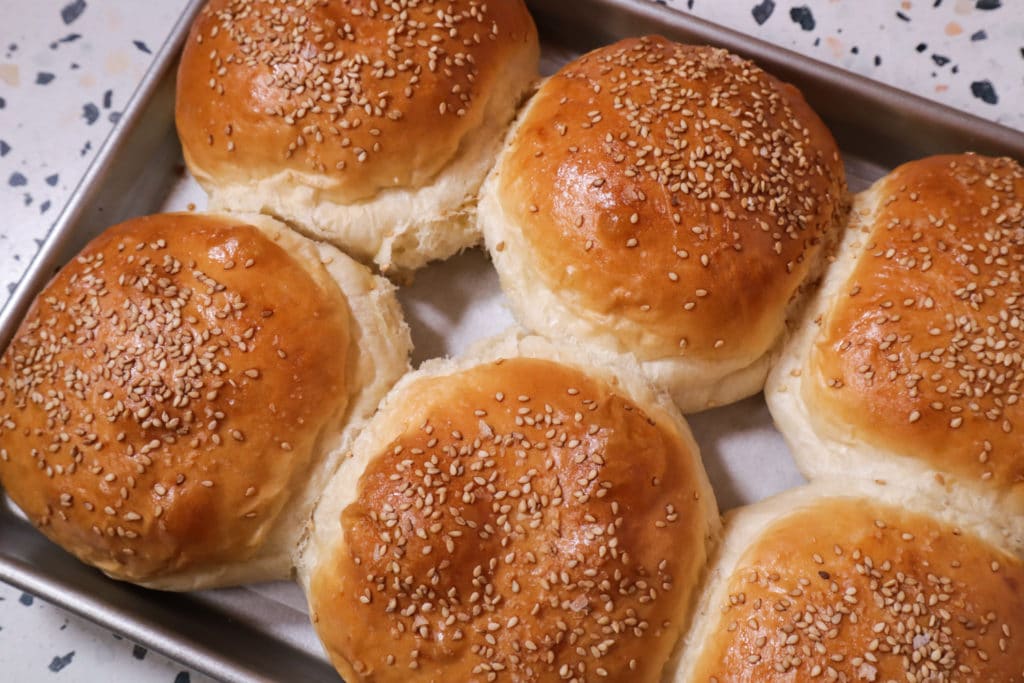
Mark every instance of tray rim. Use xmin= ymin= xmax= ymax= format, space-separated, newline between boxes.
xmin=1 ymin=0 xmax=1023 ymax=681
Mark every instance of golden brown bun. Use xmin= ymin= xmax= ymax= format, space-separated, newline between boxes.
xmin=480 ymin=36 xmax=846 ymax=412
xmin=675 ymin=480 xmax=1024 ymax=682
xmin=177 ymin=0 xmax=539 ymax=271
xmin=766 ymin=154 xmax=1024 ymax=552
xmin=0 ymin=212 xmax=412 ymax=590
xmin=297 ymin=333 xmax=720 ymax=682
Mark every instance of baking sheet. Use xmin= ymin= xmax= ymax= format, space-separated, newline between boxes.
xmin=1 ymin=0 xmax=1022 ymax=681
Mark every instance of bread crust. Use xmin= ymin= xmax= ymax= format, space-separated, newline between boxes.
xmin=177 ymin=0 xmax=540 ymax=271
xmin=0 ymin=212 xmax=411 ymax=590
xmin=297 ymin=331 xmax=720 ymax=682
xmin=674 ymin=480 xmax=1024 ymax=681
xmin=481 ymin=36 xmax=846 ymax=412
xmin=766 ymin=154 xmax=1024 ymax=553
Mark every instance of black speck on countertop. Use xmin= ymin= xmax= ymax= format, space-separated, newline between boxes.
xmin=751 ymin=0 xmax=775 ymax=25
xmin=102 ymin=89 xmax=112 ymax=109
xmin=35 ymin=72 xmax=55 ymax=85
xmin=931 ymin=54 xmax=950 ymax=66
xmin=81 ymin=102 xmax=99 ymax=124
xmin=60 ymin=0 xmax=87 ymax=25
xmin=48 ymin=651 xmax=75 ymax=673
xmin=133 ymin=40 xmax=151 ymax=54
xmin=49 ymin=33 xmax=81 ymax=49
xmin=976 ymin=0 xmax=1001 ymax=9
xmin=174 ymin=672 xmax=191 ymax=683
xmin=0 ymin=140 xmax=10 ymax=156
xmin=18 ymin=592 xmax=34 ymax=606
xmin=970 ymin=79 xmax=998 ymax=104
xmin=971 ymin=30 xmax=988 ymax=41
xmin=9 ymin=172 xmax=27 ymax=188
xmin=45 ymin=173 xmax=59 ymax=186
xmin=132 ymin=645 xmax=147 ymax=660
xmin=789 ymin=6 xmax=815 ymax=31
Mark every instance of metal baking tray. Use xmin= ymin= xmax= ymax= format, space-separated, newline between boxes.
xmin=1 ymin=0 xmax=1022 ymax=681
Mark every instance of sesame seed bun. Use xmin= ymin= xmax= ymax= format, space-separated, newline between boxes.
xmin=674 ymin=479 xmax=1024 ymax=681
xmin=296 ymin=331 xmax=720 ymax=682
xmin=479 ymin=36 xmax=847 ymax=413
xmin=0 ymin=212 xmax=411 ymax=590
xmin=766 ymin=154 xmax=1024 ymax=553
xmin=176 ymin=0 xmax=539 ymax=273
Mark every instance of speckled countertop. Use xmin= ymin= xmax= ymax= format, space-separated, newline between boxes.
xmin=0 ymin=1 xmax=1021 ymax=681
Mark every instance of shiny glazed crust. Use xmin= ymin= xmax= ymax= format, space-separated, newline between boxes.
xmin=0 ymin=212 xmax=412 ymax=589
xmin=675 ymin=480 xmax=1024 ymax=682
xmin=177 ymin=0 xmax=539 ymax=271
xmin=298 ymin=332 xmax=720 ymax=682
xmin=767 ymin=154 xmax=1024 ymax=552
xmin=481 ymin=36 xmax=846 ymax=412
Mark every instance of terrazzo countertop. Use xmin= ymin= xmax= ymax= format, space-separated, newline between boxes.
xmin=0 ymin=0 xmax=1021 ymax=681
